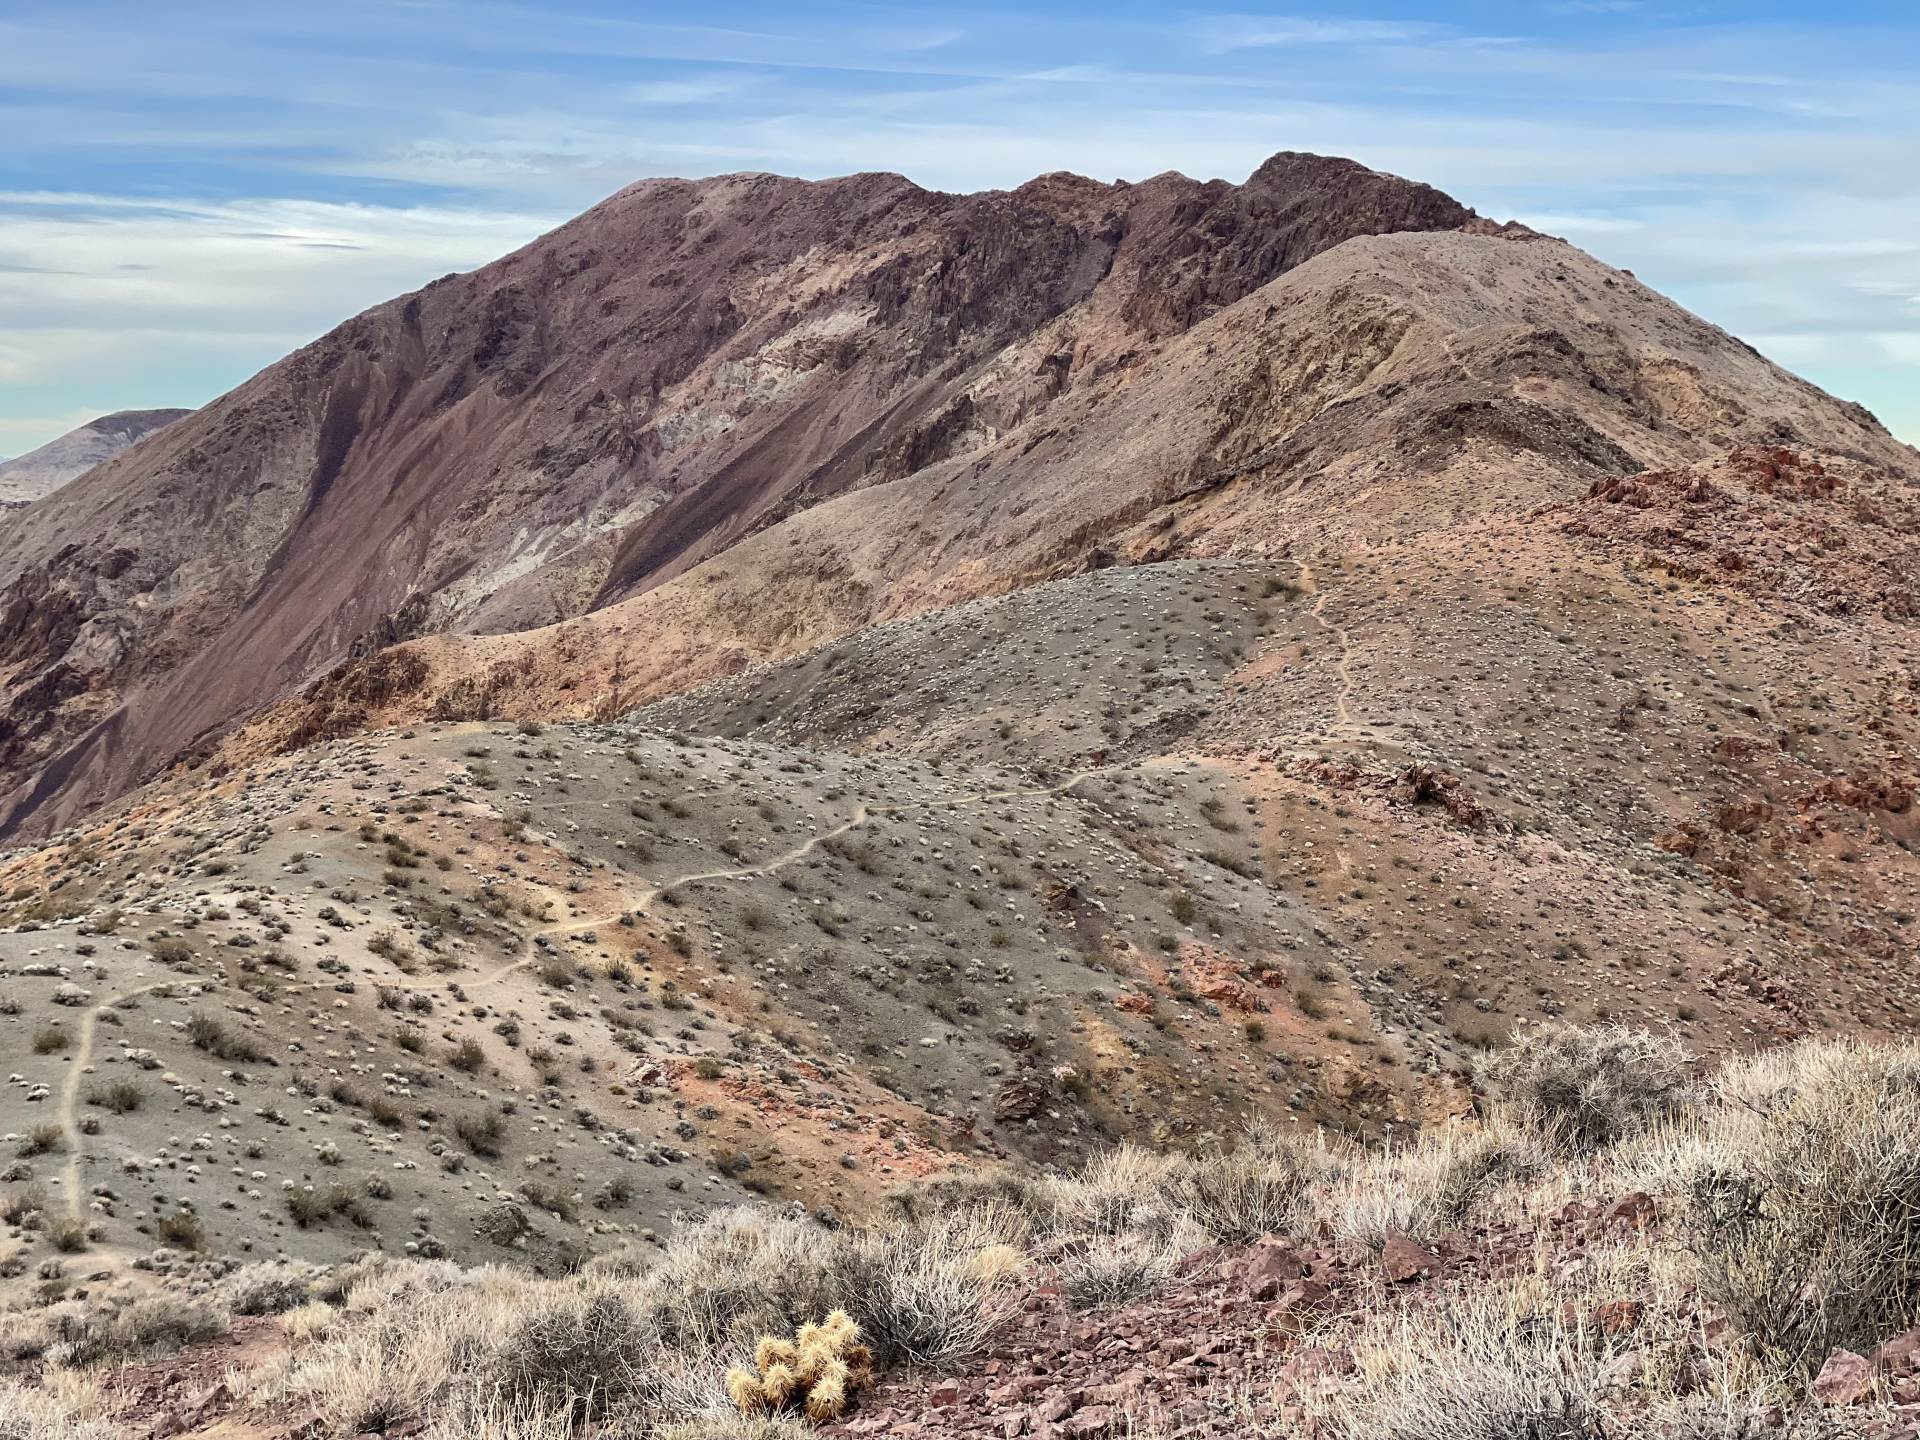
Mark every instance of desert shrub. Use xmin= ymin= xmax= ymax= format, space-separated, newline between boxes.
xmin=85 ymin=1079 xmax=145 ymax=1115
xmin=220 ymin=1260 xmax=319 ymax=1315
xmin=1059 ymin=1237 xmax=1171 ymax=1313
xmin=888 ymin=1169 xmax=1049 ymax=1246
xmin=185 ymin=1013 xmax=267 ymax=1064
xmin=824 ymin=1218 xmax=999 ymax=1369
xmin=1157 ymin=1123 xmax=1326 ymax=1244
xmin=16 ymin=1126 xmax=63 ymax=1158
xmin=658 ymin=1418 xmax=813 ymax=1440
xmin=287 ymin=1184 xmax=371 ymax=1230
xmin=1478 ymin=1023 xmax=1692 ymax=1154
xmin=632 ymin=1208 xmax=839 ymax=1352
xmin=46 ymin=1217 xmax=87 ymax=1252
xmin=518 ymin=1182 xmax=574 ymax=1223
xmin=627 ymin=1205 xmax=1002 ymax=1371
xmin=1329 ymin=1122 xmax=1541 ymax=1251
xmin=1045 ymin=1144 xmax=1178 ymax=1239
xmin=453 ymin=1108 xmax=508 ymax=1158
xmin=1327 ymin=1287 xmax=1601 ymax=1440
xmin=494 ymin=1291 xmax=662 ymax=1424
xmin=448 ymin=1038 xmax=486 ymax=1073
xmin=30 ymin=1025 xmax=68 ymax=1055
xmin=1644 ymin=1395 xmax=1882 ymax=1440
xmin=44 ymin=1291 xmax=229 ymax=1368
xmin=0 ymin=1187 xmax=47 ymax=1226
xmin=155 ymin=1208 xmax=206 ymax=1252
xmin=367 ymin=1096 xmax=406 ymax=1128
xmin=0 ymin=1377 xmax=121 ymax=1440
xmin=1679 ymin=1039 xmax=1920 ymax=1378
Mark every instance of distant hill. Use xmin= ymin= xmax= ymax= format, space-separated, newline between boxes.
xmin=0 ymin=407 xmax=192 ymax=507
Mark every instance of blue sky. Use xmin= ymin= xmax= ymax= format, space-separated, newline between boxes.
xmin=3 ymin=1 xmax=1919 ymax=455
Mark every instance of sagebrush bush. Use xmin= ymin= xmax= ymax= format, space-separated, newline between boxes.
xmin=29 ymin=1290 xmax=230 ymax=1369
xmin=1478 ymin=1023 xmax=1693 ymax=1154
xmin=1643 ymin=1394 xmax=1888 ymax=1440
xmin=185 ymin=1013 xmax=267 ymax=1064
xmin=496 ymin=1291 xmax=662 ymax=1424
xmin=1045 ymin=1144 xmax=1177 ymax=1239
xmin=84 ymin=1079 xmax=145 ymax=1115
xmin=825 ymin=1217 xmax=1001 ymax=1369
xmin=0 ymin=1378 xmax=120 ymax=1440
xmin=1679 ymin=1039 xmax=1920 ymax=1377
xmin=1329 ymin=1122 xmax=1541 ymax=1251
xmin=454 ymin=1108 xmax=507 ymax=1157
xmin=220 ymin=1260 xmax=320 ymax=1316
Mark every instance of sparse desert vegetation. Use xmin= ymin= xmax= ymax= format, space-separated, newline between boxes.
xmin=0 ymin=112 xmax=1912 ymax=1440
xmin=0 ymin=1029 xmax=1910 ymax=1437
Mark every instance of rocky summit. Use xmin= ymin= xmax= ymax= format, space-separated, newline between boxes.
xmin=0 ymin=151 xmax=1914 ymax=1440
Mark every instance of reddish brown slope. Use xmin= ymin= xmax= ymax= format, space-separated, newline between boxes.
xmin=254 ymin=225 xmax=1917 ymax=753
xmin=0 ymin=153 xmax=1473 ymax=837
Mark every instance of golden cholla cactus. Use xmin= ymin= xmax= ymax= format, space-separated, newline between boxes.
xmin=727 ymin=1308 xmax=877 ymax=1422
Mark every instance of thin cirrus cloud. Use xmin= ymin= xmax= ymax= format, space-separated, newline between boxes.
xmin=0 ymin=1 xmax=1917 ymax=453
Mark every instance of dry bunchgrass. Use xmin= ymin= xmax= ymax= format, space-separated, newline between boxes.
xmin=1671 ymin=1037 xmax=1920 ymax=1379
xmin=0 ymin=1288 xmax=231 ymax=1371
xmin=1059 ymin=1236 xmax=1176 ymax=1313
xmin=0 ymin=1373 xmax=121 ymax=1440
xmin=1325 ymin=1120 xmax=1543 ymax=1252
xmin=1478 ymin=1022 xmax=1694 ymax=1155
xmin=1326 ymin=1282 xmax=1604 ymax=1440
xmin=280 ymin=1204 xmax=1016 ymax=1436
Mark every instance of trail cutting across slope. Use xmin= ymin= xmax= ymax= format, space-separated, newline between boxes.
xmin=58 ymin=981 xmax=177 ymax=1221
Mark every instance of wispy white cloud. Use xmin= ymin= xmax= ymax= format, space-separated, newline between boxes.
xmin=1192 ymin=14 xmax=1440 ymax=53
xmin=0 ymin=192 xmax=561 ymax=439
xmin=0 ymin=1 xmax=1917 ymax=450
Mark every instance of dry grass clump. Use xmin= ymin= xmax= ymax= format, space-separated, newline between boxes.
xmin=453 ymin=1107 xmax=508 ymax=1158
xmin=1059 ymin=1236 xmax=1175 ymax=1313
xmin=84 ymin=1079 xmax=145 ymax=1115
xmin=1478 ymin=1023 xmax=1694 ymax=1154
xmin=1674 ymin=1038 xmax=1920 ymax=1378
xmin=725 ymin=1309 xmax=874 ymax=1422
xmin=1637 ymin=1392 xmax=1898 ymax=1439
xmin=1038 ymin=1124 xmax=1331 ymax=1251
xmin=1327 ymin=1121 xmax=1543 ymax=1252
xmin=0 ymin=1376 xmax=120 ymax=1440
xmin=1043 ymin=1143 xmax=1178 ymax=1238
xmin=218 ymin=1260 xmax=323 ymax=1316
xmin=656 ymin=1418 xmax=812 ymax=1440
xmin=0 ymin=1288 xmax=231 ymax=1370
xmin=184 ymin=1012 xmax=269 ymax=1064
xmin=1156 ymin=1122 xmax=1328 ymax=1244
xmin=822 ymin=1212 xmax=1009 ymax=1368
xmin=1326 ymin=1284 xmax=1603 ymax=1440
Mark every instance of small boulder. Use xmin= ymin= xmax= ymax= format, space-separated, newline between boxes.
xmin=1381 ymin=1233 xmax=1439 ymax=1283
xmin=1811 ymin=1349 xmax=1875 ymax=1406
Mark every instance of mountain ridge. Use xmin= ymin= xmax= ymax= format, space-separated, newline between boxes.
xmin=0 ymin=152 xmax=1479 ymax=837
